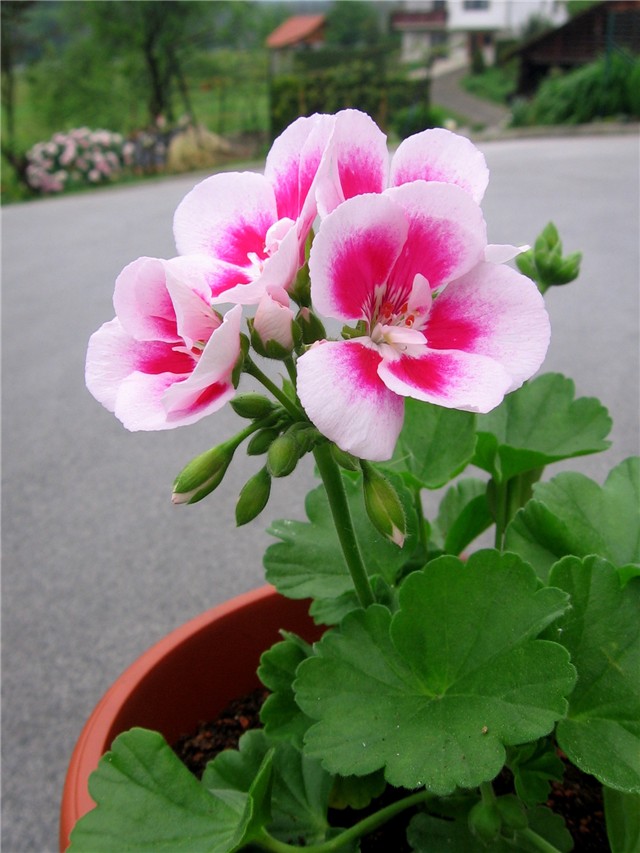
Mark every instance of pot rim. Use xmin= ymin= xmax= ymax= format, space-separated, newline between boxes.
xmin=59 ymin=584 xmax=295 ymax=851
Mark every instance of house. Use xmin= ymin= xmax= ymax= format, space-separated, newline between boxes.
xmin=392 ymin=1 xmax=568 ymax=66
xmin=506 ymin=0 xmax=640 ymax=95
xmin=265 ymin=14 xmax=326 ymax=74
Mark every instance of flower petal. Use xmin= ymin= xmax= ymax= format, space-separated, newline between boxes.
xmin=390 ymin=128 xmax=489 ymax=203
xmin=308 ymin=193 xmax=408 ymax=321
xmin=316 ymin=109 xmax=389 ymax=218
xmin=85 ymin=318 xmax=193 ymax=427
xmin=484 ymin=243 xmax=529 ymax=264
xmin=162 ymin=256 xmax=222 ymax=348
xmin=113 ymin=257 xmax=177 ymax=342
xmin=162 ymin=304 xmax=243 ymax=425
xmin=385 ymin=181 xmax=487 ymax=290
xmin=297 ymin=340 xmax=404 ymax=461
xmin=173 ymin=171 xmax=277 ymax=266
xmin=265 ymin=113 xmax=334 ymax=222
xmin=379 ymin=348 xmax=512 ymax=413
xmin=425 ymin=261 xmax=550 ymax=391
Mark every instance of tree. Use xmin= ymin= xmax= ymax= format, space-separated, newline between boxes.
xmin=325 ymin=0 xmax=383 ymax=48
xmin=1 ymin=0 xmax=37 ymax=181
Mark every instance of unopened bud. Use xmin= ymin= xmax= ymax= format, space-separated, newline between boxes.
xmin=496 ymin=795 xmax=528 ymax=831
xmin=331 ymin=444 xmax=360 ymax=471
xmin=231 ymin=393 xmax=275 ymax=420
xmin=361 ymin=462 xmax=406 ymax=548
xmin=267 ymin=433 xmax=300 ymax=478
xmin=297 ymin=307 xmax=326 ymax=345
xmin=252 ymin=286 xmax=295 ymax=358
xmin=235 ymin=467 xmax=271 ymax=526
xmin=172 ymin=442 xmax=234 ymax=505
xmin=247 ymin=427 xmax=281 ymax=456
xmin=517 ymin=222 xmax=582 ymax=293
xmin=468 ymin=800 xmax=501 ymax=844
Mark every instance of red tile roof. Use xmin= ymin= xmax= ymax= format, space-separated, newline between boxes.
xmin=266 ymin=14 xmax=325 ymax=49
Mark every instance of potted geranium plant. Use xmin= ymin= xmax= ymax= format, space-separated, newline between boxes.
xmin=69 ymin=109 xmax=639 ymax=852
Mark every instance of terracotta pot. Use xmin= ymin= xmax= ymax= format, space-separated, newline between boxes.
xmin=59 ymin=585 xmax=320 ymax=852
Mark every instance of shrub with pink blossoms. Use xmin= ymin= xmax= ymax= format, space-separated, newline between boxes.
xmin=26 ymin=127 xmax=134 ymax=194
xmin=76 ymin=111 xmax=638 ymax=853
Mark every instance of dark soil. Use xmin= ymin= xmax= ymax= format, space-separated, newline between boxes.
xmin=174 ymin=691 xmax=609 ymax=852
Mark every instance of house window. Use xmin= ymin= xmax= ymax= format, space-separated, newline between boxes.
xmin=463 ymin=1 xmax=490 ymax=10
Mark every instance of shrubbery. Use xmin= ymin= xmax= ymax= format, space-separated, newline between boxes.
xmin=26 ymin=127 xmax=134 ymax=193
xmin=511 ymin=52 xmax=640 ymax=126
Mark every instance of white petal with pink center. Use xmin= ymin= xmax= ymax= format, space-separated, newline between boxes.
xmin=254 ymin=286 xmax=295 ymax=350
xmin=297 ymin=340 xmax=405 ymax=461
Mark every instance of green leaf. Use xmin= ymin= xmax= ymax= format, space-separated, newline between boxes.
xmin=431 ymin=477 xmax=492 ymax=555
xmin=68 ymin=728 xmax=266 ymax=853
xmin=604 ymin=787 xmax=640 ymax=853
xmin=309 ymin=576 xmax=396 ymax=627
xmin=258 ymin=633 xmax=315 ymax=747
xmin=505 ymin=458 xmax=640 ymax=581
xmin=203 ymin=730 xmax=333 ymax=847
xmin=264 ymin=471 xmax=417 ymax=600
xmin=546 ymin=556 xmax=640 ymax=792
xmin=407 ymin=804 xmax=573 ymax=853
xmin=474 ymin=373 xmax=612 ymax=482
xmin=328 ymin=770 xmax=386 ymax=810
xmin=385 ymin=398 xmax=476 ymax=489
xmin=507 ymin=739 xmax=565 ymax=806
xmin=295 ymin=552 xmax=575 ymax=794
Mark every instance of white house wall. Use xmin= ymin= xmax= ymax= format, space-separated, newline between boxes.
xmin=446 ymin=0 xmax=568 ymax=34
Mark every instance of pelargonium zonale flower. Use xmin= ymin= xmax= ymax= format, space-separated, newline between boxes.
xmin=317 ymin=111 xmax=490 ymax=217
xmin=85 ymin=255 xmax=242 ymax=431
xmin=296 ymin=182 xmax=550 ymax=461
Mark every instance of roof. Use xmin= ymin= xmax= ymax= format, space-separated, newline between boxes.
xmin=266 ymin=14 xmax=326 ymax=49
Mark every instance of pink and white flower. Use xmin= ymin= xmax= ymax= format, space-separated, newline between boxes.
xmin=253 ymin=286 xmax=295 ymax=352
xmin=171 ymin=110 xmax=394 ymax=307
xmin=85 ymin=256 xmax=242 ymax=431
xmin=317 ymin=112 xmax=490 ymax=218
xmin=297 ymin=183 xmax=550 ymax=461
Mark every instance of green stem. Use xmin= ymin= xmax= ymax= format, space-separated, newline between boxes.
xmin=255 ymin=789 xmax=434 ymax=853
xmin=517 ymin=828 xmax=564 ymax=853
xmin=313 ymin=443 xmax=375 ymax=609
xmin=244 ymin=357 xmax=306 ymax=422
xmin=283 ymin=355 xmax=298 ymax=389
xmin=413 ymin=485 xmax=428 ymax=554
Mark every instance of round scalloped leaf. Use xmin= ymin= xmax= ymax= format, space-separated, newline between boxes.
xmin=547 ymin=556 xmax=640 ymax=793
xmin=295 ymin=552 xmax=575 ymax=794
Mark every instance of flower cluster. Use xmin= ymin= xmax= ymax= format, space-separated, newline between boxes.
xmin=26 ymin=127 xmax=134 ymax=193
xmin=86 ymin=109 xmax=549 ymax=461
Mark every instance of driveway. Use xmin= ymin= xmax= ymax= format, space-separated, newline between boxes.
xmin=2 ymin=133 xmax=638 ymax=852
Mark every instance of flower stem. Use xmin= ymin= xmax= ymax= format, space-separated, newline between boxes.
xmin=255 ymin=789 xmax=434 ymax=853
xmin=244 ymin=357 xmax=306 ymax=422
xmin=313 ymin=443 xmax=375 ymax=609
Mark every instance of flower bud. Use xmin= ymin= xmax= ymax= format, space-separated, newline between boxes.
xmin=247 ymin=427 xmax=280 ymax=456
xmin=517 ymin=221 xmax=581 ymax=293
xmin=172 ymin=442 xmax=234 ymax=505
xmin=235 ymin=467 xmax=271 ymax=526
xmin=253 ymin=286 xmax=295 ymax=357
xmin=361 ymin=462 xmax=406 ymax=548
xmin=230 ymin=393 xmax=275 ymax=420
xmin=267 ymin=433 xmax=300 ymax=478
xmin=496 ymin=795 xmax=528 ymax=831
xmin=331 ymin=443 xmax=360 ymax=471
xmin=297 ymin=307 xmax=326 ymax=345
xmin=468 ymin=800 xmax=501 ymax=844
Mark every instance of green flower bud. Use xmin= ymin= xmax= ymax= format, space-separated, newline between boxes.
xmin=330 ymin=443 xmax=360 ymax=471
xmin=296 ymin=307 xmax=326 ymax=344
xmin=468 ymin=800 xmax=501 ymax=844
xmin=517 ymin=222 xmax=582 ymax=293
xmin=230 ymin=393 xmax=275 ymax=420
xmin=172 ymin=442 xmax=235 ymax=505
xmin=247 ymin=427 xmax=281 ymax=456
xmin=235 ymin=467 xmax=271 ymax=526
xmin=267 ymin=433 xmax=300 ymax=478
xmin=361 ymin=462 xmax=406 ymax=548
xmin=496 ymin=795 xmax=528 ymax=831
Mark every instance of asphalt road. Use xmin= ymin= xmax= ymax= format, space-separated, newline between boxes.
xmin=2 ymin=132 xmax=639 ymax=852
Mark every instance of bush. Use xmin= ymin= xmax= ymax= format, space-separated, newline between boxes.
xmin=391 ymin=104 xmax=456 ymax=139
xmin=511 ymin=52 xmax=640 ymax=127
xmin=25 ymin=127 xmax=134 ymax=193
